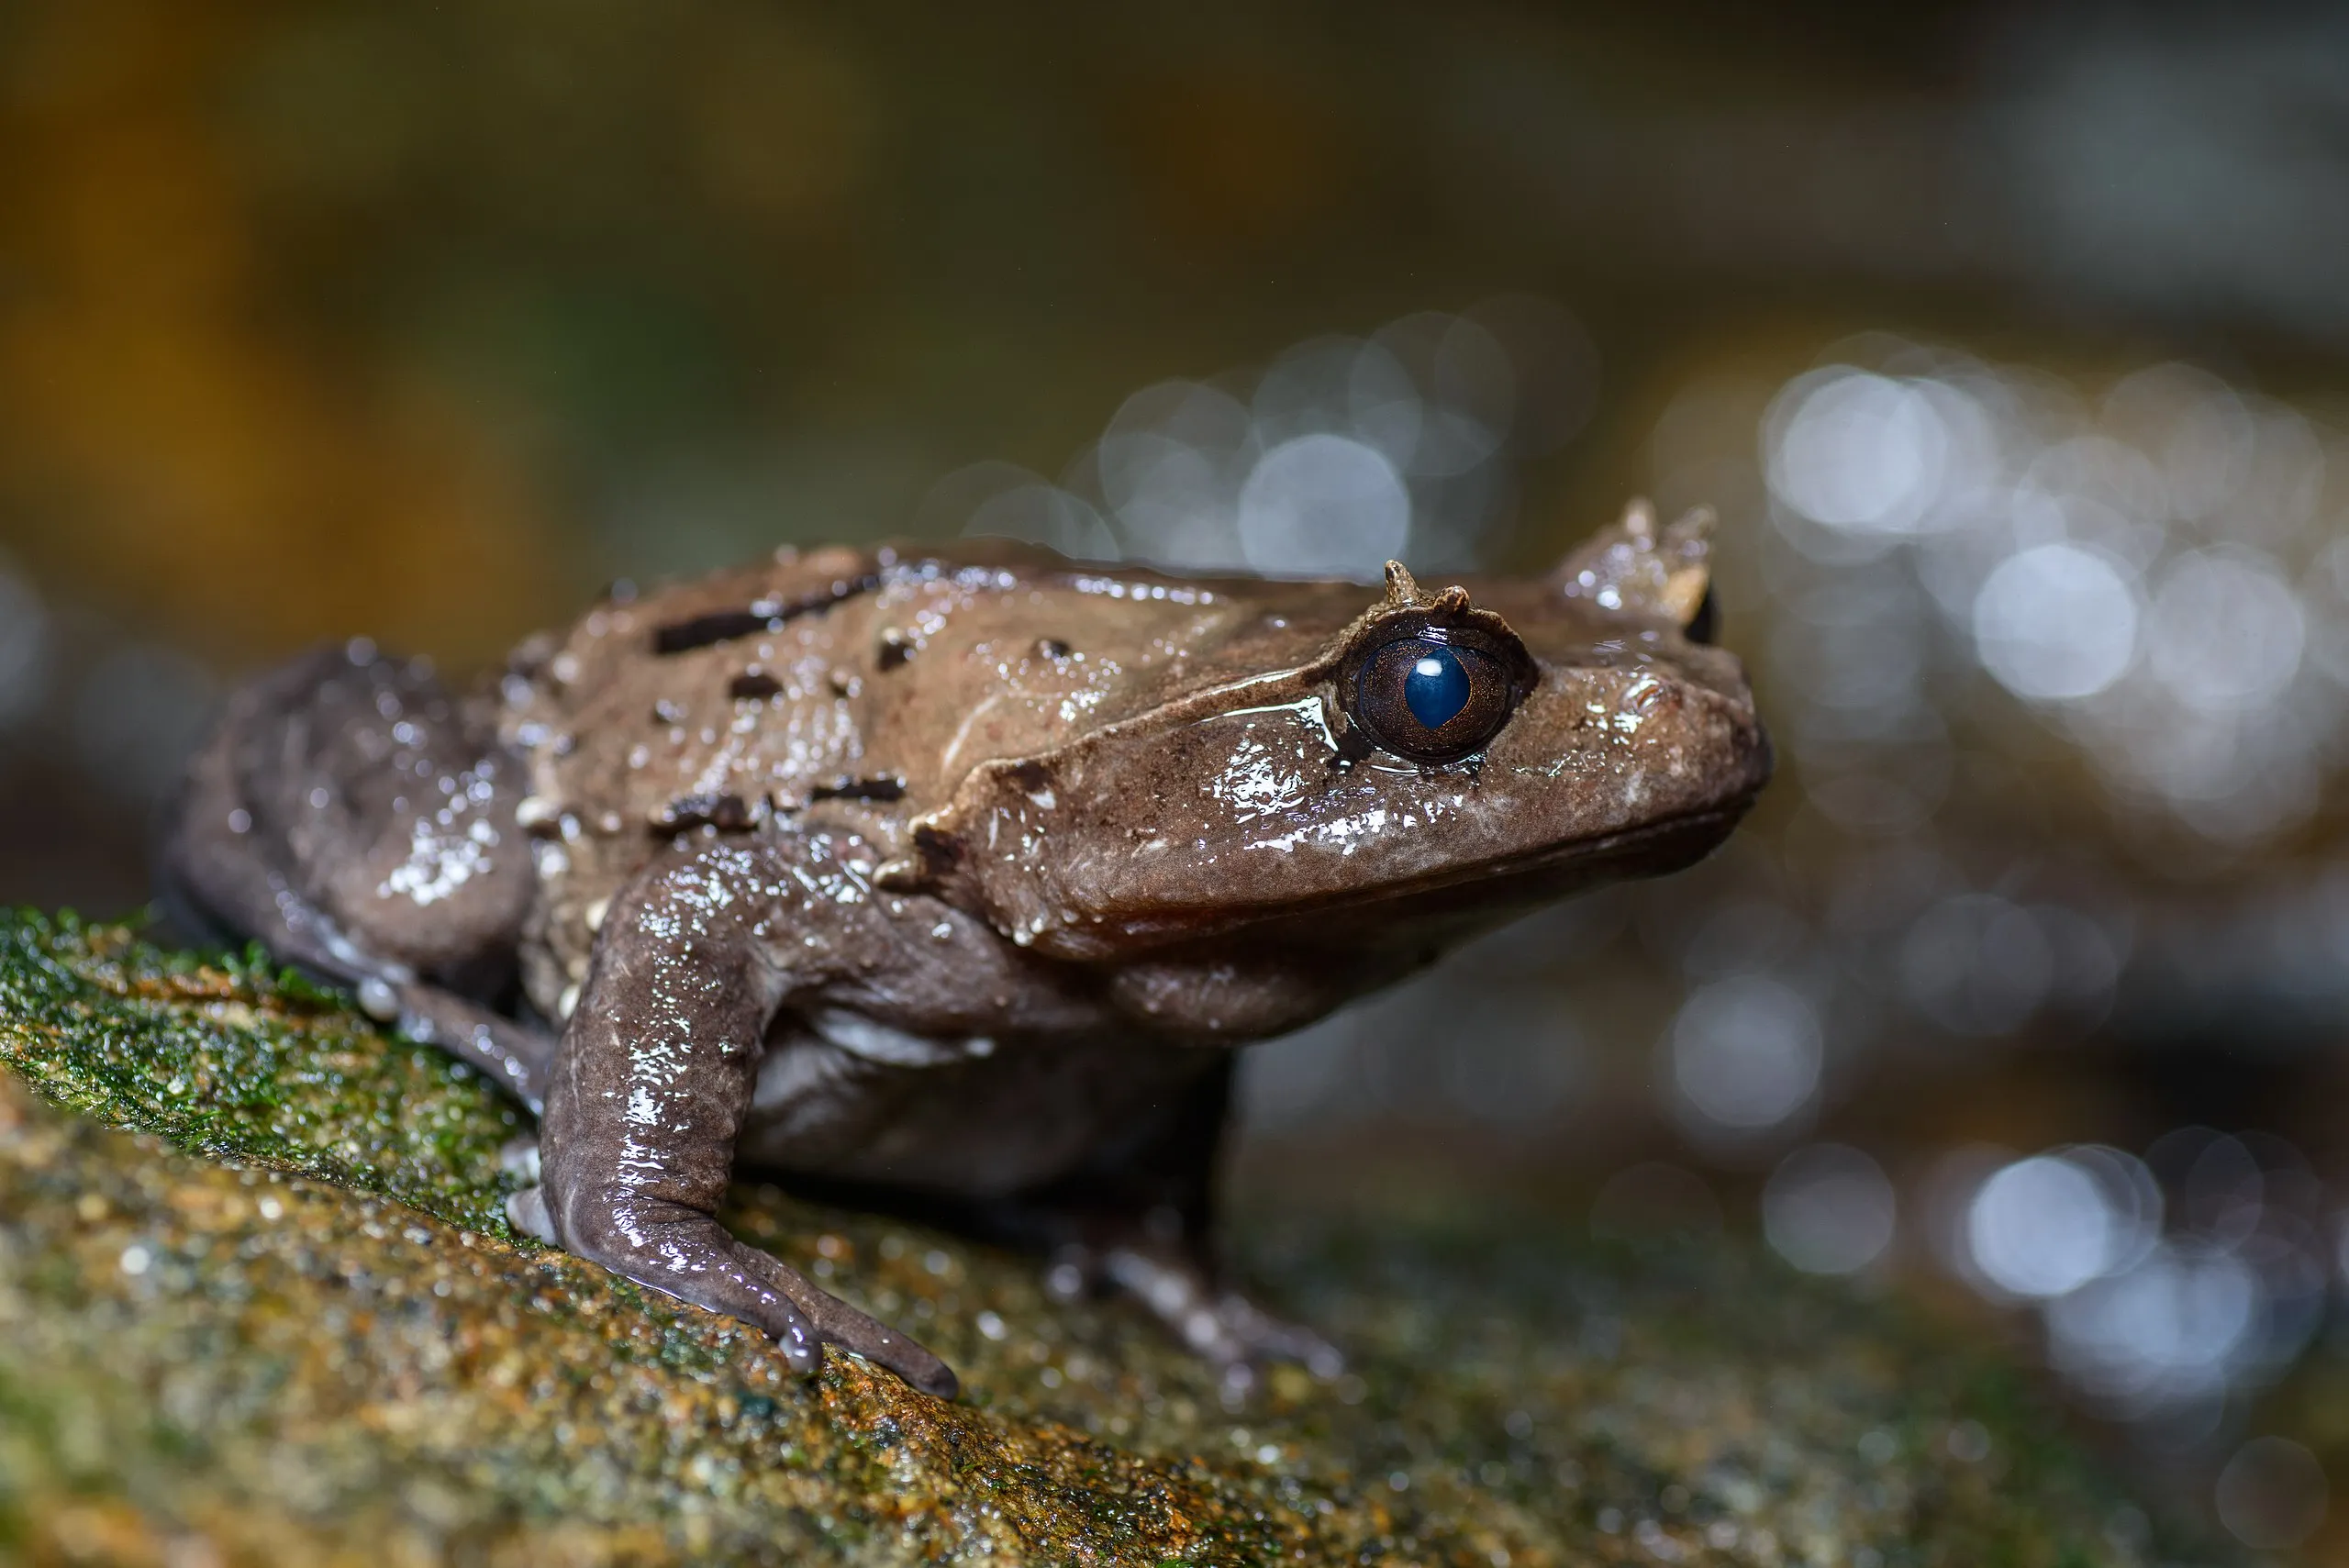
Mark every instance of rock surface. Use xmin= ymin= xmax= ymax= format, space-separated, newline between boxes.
xmin=0 ymin=911 xmax=2206 ymax=1566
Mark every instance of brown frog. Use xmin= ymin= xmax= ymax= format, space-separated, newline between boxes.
xmin=161 ymin=500 xmax=1769 ymax=1399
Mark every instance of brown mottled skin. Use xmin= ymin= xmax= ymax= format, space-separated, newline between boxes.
xmin=162 ymin=501 xmax=1770 ymax=1398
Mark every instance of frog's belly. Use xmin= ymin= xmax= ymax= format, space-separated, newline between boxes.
xmin=737 ymin=1007 xmax=1217 ymax=1197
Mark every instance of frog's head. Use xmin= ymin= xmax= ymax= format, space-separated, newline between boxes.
xmin=888 ymin=501 xmax=1771 ymax=962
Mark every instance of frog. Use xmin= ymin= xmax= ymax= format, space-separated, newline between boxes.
xmin=161 ymin=498 xmax=1769 ymax=1400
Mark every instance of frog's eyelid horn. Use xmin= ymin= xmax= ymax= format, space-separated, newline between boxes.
xmin=1548 ymin=497 xmax=1714 ymax=630
xmin=1379 ymin=561 xmax=1469 ymax=616
xmin=1332 ymin=562 xmax=1531 ymax=692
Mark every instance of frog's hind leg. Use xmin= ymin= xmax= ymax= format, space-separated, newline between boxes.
xmin=160 ymin=642 xmax=551 ymax=1109
xmin=990 ymin=1057 xmax=1346 ymax=1388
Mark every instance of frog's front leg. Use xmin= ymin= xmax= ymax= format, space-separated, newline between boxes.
xmin=530 ymin=835 xmax=960 ymax=1398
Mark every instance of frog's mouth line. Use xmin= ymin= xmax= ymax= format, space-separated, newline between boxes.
xmin=1313 ymin=800 xmax=1754 ymax=917
xmin=1106 ymin=797 xmax=1761 ymax=952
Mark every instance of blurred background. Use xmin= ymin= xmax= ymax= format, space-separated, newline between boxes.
xmin=6 ymin=0 xmax=2349 ymax=1554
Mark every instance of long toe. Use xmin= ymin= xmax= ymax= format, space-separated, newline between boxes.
xmin=825 ymin=1325 xmax=960 ymax=1399
xmin=1218 ymin=1292 xmax=1346 ymax=1379
xmin=796 ymin=1288 xmax=961 ymax=1399
xmin=896 ymin=1345 xmax=961 ymax=1401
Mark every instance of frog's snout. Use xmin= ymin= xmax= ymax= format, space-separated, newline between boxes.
xmin=1507 ymin=656 xmax=1772 ymax=840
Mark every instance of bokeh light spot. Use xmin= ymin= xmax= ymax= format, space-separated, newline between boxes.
xmin=1766 ymin=369 xmax=1953 ymax=534
xmin=2147 ymin=549 xmax=2305 ymax=714
xmin=2214 ymin=1437 xmax=2329 ymax=1551
xmin=1667 ymin=974 xmax=1822 ymax=1133
xmin=1763 ymin=1144 xmax=1897 ymax=1275
xmin=1972 ymin=543 xmax=2141 ymax=701
xmin=1966 ymin=1154 xmax=2123 ymax=1298
xmin=1237 ymin=434 xmax=1410 ymax=580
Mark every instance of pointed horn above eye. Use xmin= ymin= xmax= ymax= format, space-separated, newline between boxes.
xmin=1382 ymin=560 xmax=1421 ymax=606
xmin=1382 ymin=560 xmax=1473 ymax=615
xmin=1549 ymin=497 xmax=1715 ymax=628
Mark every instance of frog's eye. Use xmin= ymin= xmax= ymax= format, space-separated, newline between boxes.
xmin=1345 ymin=631 xmax=1523 ymax=764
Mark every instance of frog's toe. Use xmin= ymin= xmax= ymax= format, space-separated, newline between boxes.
xmin=504 ymin=1184 xmax=559 ymax=1243
xmin=1210 ymin=1291 xmax=1346 ymax=1380
xmin=1101 ymin=1245 xmax=1343 ymax=1383
xmin=755 ymin=1261 xmax=958 ymax=1397
xmin=804 ymin=1293 xmax=960 ymax=1399
xmin=838 ymin=1333 xmax=960 ymax=1401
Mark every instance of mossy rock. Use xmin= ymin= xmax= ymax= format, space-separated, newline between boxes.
xmin=0 ymin=910 xmax=2207 ymax=1565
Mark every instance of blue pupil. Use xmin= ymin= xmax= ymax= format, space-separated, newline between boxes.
xmin=1403 ymin=647 xmax=1471 ymax=728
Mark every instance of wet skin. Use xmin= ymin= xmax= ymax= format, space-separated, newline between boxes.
xmin=162 ymin=501 xmax=1770 ymax=1398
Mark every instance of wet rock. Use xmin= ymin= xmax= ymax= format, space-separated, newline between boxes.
xmin=0 ymin=911 xmax=2210 ymax=1565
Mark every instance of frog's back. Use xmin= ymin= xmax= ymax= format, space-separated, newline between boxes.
xmin=495 ymin=540 xmax=1369 ymax=1017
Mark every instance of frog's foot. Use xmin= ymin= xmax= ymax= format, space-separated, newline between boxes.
xmin=556 ymin=1191 xmax=960 ymax=1399
xmin=1055 ymin=1243 xmax=1344 ymax=1392
xmin=363 ymin=982 xmax=552 ymax=1114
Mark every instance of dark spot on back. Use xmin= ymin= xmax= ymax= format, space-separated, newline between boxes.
xmin=730 ymin=672 xmax=783 ymax=700
xmin=653 ymin=610 xmax=786 ymax=655
xmin=912 ymin=822 xmax=961 ymax=867
xmin=652 ymin=574 xmax=880 ymax=655
xmin=1038 ymin=638 xmax=1073 ymax=661
xmin=808 ymin=774 xmax=906 ymax=804
xmin=876 ymin=628 xmax=914 ymax=671
xmin=651 ymin=793 xmax=755 ymax=833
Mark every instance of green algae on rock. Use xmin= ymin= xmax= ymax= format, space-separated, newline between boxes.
xmin=0 ymin=910 xmax=2210 ymax=1565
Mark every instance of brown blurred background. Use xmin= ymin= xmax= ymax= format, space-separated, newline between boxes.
xmin=8 ymin=0 xmax=2349 ymax=1553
